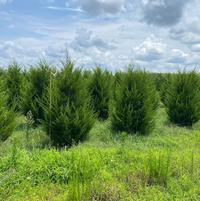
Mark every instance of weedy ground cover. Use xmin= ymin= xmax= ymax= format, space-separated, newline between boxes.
xmin=0 ymin=107 xmax=199 ymax=201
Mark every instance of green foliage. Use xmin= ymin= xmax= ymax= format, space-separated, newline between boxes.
xmin=0 ymin=107 xmax=200 ymax=201
xmin=0 ymin=81 xmax=16 ymax=141
xmin=111 ymin=69 xmax=159 ymax=135
xmin=113 ymin=71 xmax=126 ymax=102
xmin=153 ymin=73 xmax=173 ymax=105
xmin=0 ymin=68 xmax=6 ymax=77
xmin=43 ymin=61 xmax=94 ymax=147
xmin=88 ymin=67 xmax=111 ymax=120
xmin=146 ymin=152 xmax=170 ymax=186
xmin=21 ymin=61 xmax=50 ymax=125
xmin=165 ymin=70 xmax=200 ymax=126
xmin=5 ymin=62 xmax=23 ymax=111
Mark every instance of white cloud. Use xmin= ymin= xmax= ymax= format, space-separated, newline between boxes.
xmin=71 ymin=28 xmax=117 ymax=51
xmin=170 ymin=27 xmax=200 ymax=45
xmin=1 ymin=0 xmax=200 ymax=72
xmin=133 ymin=35 xmax=166 ymax=61
xmin=142 ymin=0 xmax=191 ymax=26
xmin=68 ymin=0 xmax=125 ymax=16
xmin=0 ymin=38 xmax=68 ymax=66
xmin=169 ymin=17 xmax=200 ymax=45
xmin=167 ymin=49 xmax=188 ymax=64
xmin=0 ymin=39 xmax=42 ymax=66
xmin=46 ymin=6 xmax=85 ymax=13
xmin=191 ymin=44 xmax=200 ymax=52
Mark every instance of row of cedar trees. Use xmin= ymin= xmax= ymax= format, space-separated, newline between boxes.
xmin=1 ymin=60 xmax=200 ymax=147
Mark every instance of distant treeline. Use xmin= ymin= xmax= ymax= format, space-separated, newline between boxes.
xmin=1 ymin=61 xmax=200 ymax=147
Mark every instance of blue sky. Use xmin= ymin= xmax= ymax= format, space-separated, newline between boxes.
xmin=0 ymin=0 xmax=200 ymax=71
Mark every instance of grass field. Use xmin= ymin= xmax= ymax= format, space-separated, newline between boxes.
xmin=0 ymin=106 xmax=200 ymax=201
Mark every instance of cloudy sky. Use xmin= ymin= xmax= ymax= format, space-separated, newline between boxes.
xmin=0 ymin=0 xmax=200 ymax=71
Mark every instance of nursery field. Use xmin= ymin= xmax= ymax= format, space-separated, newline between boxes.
xmin=0 ymin=107 xmax=200 ymax=201
xmin=0 ymin=62 xmax=200 ymax=200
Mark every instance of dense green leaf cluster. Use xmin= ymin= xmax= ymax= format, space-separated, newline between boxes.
xmin=111 ymin=69 xmax=159 ymax=135
xmin=21 ymin=61 xmax=50 ymax=125
xmin=5 ymin=62 xmax=23 ymax=111
xmin=2 ymin=60 xmax=200 ymax=145
xmin=0 ymin=80 xmax=16 ymax=141
xmin=152 ymin=73 xmax=173 ymax=106
xmin=43 ymin=61 xmax=94 ymax=147
xmin=88 ymin=67 xmax=111 ymax=120
xmin=165 ymin=71 xmax=200 ymax=126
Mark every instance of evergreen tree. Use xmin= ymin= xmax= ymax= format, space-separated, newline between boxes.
xmin=111 ymin=69 xmax=159 ymax=135
xmin=5 ymin=62 xmax=23 ymax=111
xmin=21 ymin=61 xmax=50 ymax=125
xmin=0 ymin=80 xmax=16 ymax=141
xmin=0 ymin=68 xmax=6 ymax=77
xmin=156 ymin=73 xmax=173 ymax=106
xmin=165 ymin=70 xmax=200 ymax=126
xmin=88 ymin=67 xmax=111 ymax=120
xmin=43 ymin=61 xmax=94 ymax=147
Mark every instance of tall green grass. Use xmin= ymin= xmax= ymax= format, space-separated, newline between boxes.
xmin=146 ymin=152 xmax=170 ymax=186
